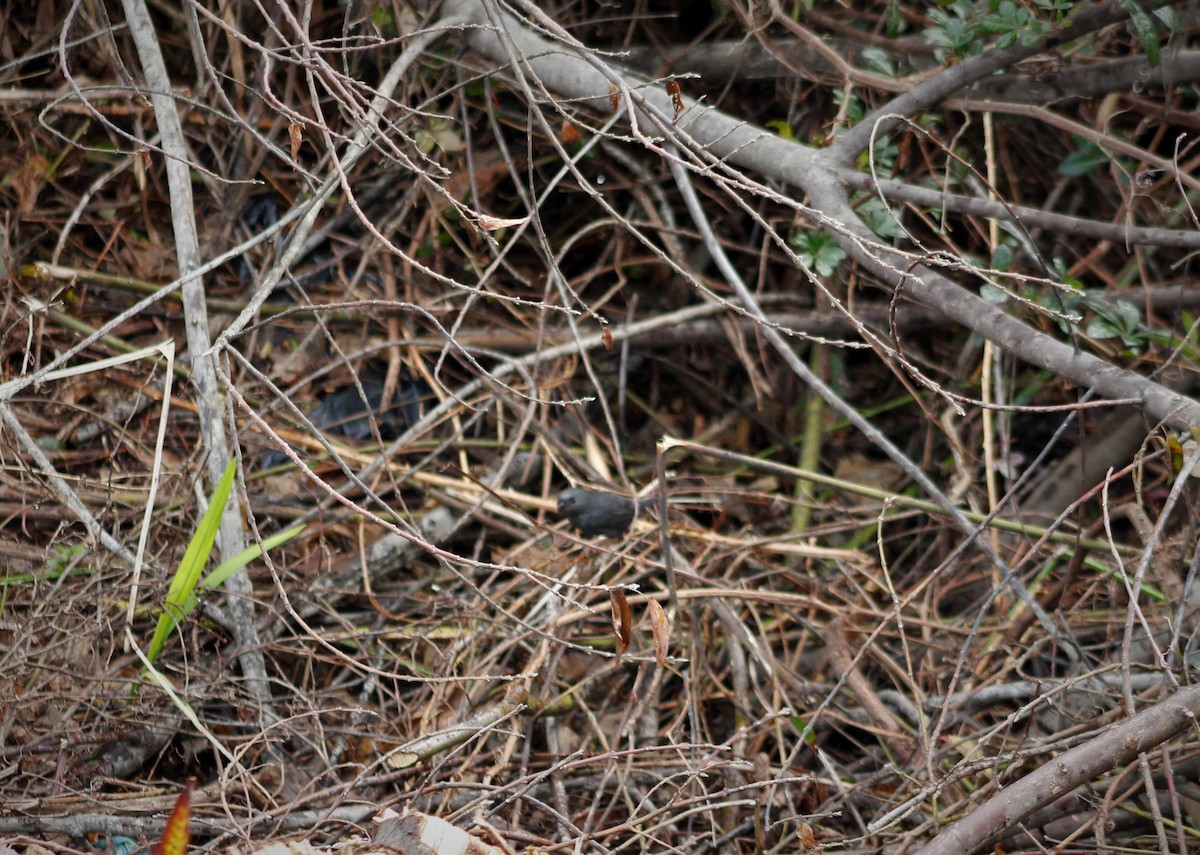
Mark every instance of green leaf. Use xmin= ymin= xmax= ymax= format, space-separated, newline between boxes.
xmin=1058 ymin=140 xmax=1108 ymax=176
xmin=47 ymin=543 xmax=87 ymax=573
xmin=369 ymin=6 xmax=394 ymax=30
xmin=1086 ymin=317 xmax=1119 ymax=340
xmin=1153 ymin=6 xmax=1179 ymax=31
xmin=791 ymin=230 xmax=846 ymax=277
xmin=789 ymin=715 xmax=817 ymax=745
xmin=145 ymin=459 xmax=238 ymax=665
xmin=1114 ymin=299 xmax=1141 ymax=331
xmin=885 ymin=0 xmax=904 ymax=36
xmin=765 ymin=120 xmax=796 ymax=141
xmin=1118 ymin=0 xmax=1160 ymax=67
xmin=861 ymin=47 xmax=895 ymax=77
xmin=980 ymin=283 xmax=1010 ymax=305
xmin=857 ymin=196 xmax=904 ymax=239
xmin=1085 ymin=297 xmax=1143 ymax=351
xmin=181 ymin=525 xmax=306 ymax=617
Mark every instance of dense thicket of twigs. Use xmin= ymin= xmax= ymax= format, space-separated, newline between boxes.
xmin=3 ymin=1 xmax=1200 ymax=853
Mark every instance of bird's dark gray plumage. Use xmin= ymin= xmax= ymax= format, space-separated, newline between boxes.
xmin=557 ymin=487 xmax=637 ymax=538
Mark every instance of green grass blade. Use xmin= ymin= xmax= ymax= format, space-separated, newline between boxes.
xmin=180 ymin=524 xmax=305 ymax=616
xmin=144 ymin=458 xmax=237 ymax=665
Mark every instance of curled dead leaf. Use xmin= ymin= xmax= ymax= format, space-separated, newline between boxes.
xmin=289 ymin=122 xmax=304 ymax=161
xmin=610 ymin=589 xmax=631 ymax=659
xmin=473 ymin=213 xmax=530 ymax=232
xmin=665 ymin=79 xmax=683 ymax=122
xmin=647 ymin=598 xmax=669 ymax=668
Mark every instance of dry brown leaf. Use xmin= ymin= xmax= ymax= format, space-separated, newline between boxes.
xmin=665 ymin=79 xmax=683 ymax=122
xmin=473 ymin=213 xmax=529 ymax=231
xmin=583 ymin=431 xmax=613 ymax=481
xmin=11 ymin=154 xmax=50 ymax=213
xmin=289 ymin=122 xmax=303 ymax=161
xmin=646 ymin=598 xmax=669 ymax=667
xmin=797 ymin=822 xmax=819 ymax=850
xmin=610 ymin=588 xmax=631 ymax=659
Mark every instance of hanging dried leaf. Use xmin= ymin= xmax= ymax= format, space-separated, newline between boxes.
xmin=665 ymin=79 xmax=683 ymax=122
xmin=289 ymin=122 xmax=304 ymax=161
xmin=473 ymin=213 xmax=530 ymax=231
xmin=602 ymin=326 xmax=613 ymax=351
xmin=583 ymin=431 xmax=612 ymax=482
xmin=561 ymin=121 xmax=581 ymax=144
xmin=647 ymin=598 xmax=669 ymax=668
xmin=797 ymin=822 xmax=819 ymax=850
xmin=608 ymin=84 xmax=620 ymax=112
xmin=610 ymin=588 xmax=631 ymax=658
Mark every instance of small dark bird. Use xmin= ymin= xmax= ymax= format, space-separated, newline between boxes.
xmin=557 ymin=487 xmax=638 ymax=538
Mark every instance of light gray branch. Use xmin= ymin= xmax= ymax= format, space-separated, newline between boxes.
xmin=117 ymin=0 xmax=270 ymax=708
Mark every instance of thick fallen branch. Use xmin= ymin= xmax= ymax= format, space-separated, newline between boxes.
xmin=441 ymin=0 xmax=1200 ymax=428
xmin=910 ymin=682 xmax=1200 ymax=855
